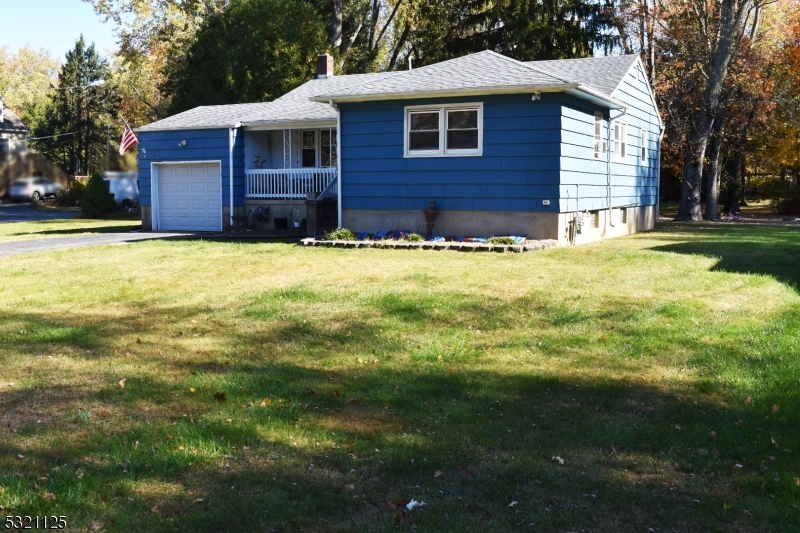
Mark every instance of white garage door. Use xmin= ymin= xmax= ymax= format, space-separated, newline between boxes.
xmin=158 ymin=163 xmax=222 ymax=231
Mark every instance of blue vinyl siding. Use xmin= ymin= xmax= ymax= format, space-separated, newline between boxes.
xmin=558 ymin=61 xmax=660 ymax=212
xmin=339 ymin=93 xmax=562 ymax=212
xmin=137 ymin=128 xmax=245 ymax=207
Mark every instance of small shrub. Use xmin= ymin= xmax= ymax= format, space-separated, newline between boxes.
xmin=54 ymin=180 xmax=86 ymax=207
xmin=80 ymin=174 xmax=118 ymax=218
xmin=324 ymin=228 xmax=356 ymax=240
xmin=488 ymin=236 xmax=515 ymax=245
xmin=406 ymin=233 xmax=424 ymax=242
xmin=762 ymin=180 xmax=800 ymax=214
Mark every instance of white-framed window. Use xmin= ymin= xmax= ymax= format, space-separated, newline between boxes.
xmin=301 ymin=130 xmax=316 ymax=167
xmin=297 ymin=128 xmax=337 ymax=168
xmin=593 ymin=112 xmax=606 ymax=159
xmin=404 ymin=103 xmax=483 ymax=157
xmin=321 ymin=128 xmax=337 ymax=167
xmin=613 ymin=121 xmax=627 ymax=162
xmin=640 ymin=128 xmax=647 ymax=165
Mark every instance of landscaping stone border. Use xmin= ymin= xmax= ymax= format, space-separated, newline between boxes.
xmin=300 ymin=238 xmax=559 ymax=253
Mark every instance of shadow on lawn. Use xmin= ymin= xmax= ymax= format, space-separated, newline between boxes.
xmin=19 ymin=224 xmax=140 ymax=236
xmin=651 ymin=223 xmax=800 ymax=291
xmin=2 ymin=306 xmax=798 ymax=532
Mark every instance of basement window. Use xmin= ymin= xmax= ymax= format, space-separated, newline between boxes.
xmin=405 ymin=103 xmax=483 ymax=157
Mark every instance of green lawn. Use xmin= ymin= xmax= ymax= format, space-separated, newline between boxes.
xmin=0 ymin=223 xmax=799 ymax=532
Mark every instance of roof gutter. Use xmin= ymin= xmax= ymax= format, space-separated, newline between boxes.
xmin=310 ymin=83 xmax=626 ymax=110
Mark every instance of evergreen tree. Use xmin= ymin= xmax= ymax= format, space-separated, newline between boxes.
xmin=37 ymin=36 xmax=119 ymax=176
xmin=165 ymin=0 xmax=328 ymax=113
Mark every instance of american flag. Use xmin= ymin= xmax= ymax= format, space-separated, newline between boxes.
xmin=118 ymin=123 xmax=138 ymax=155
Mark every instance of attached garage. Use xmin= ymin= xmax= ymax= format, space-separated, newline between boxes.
xmin=152 ymin=162 xmax=222 ymax=232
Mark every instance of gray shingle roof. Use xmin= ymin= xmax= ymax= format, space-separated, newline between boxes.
xmin=312 ymin=51 xmax=639 ymax=102
xmin=137 ymin=52 xmax=639 ymax=132
xmin=136 ymin=72 xmax=400 ymax=132
xmin=311 ymin=51 xmax=573 ymax=101
xmin=528 ymin=55 xmax=639 ymax=96
xmin=0 ymin=106 xmax=29 ymax=134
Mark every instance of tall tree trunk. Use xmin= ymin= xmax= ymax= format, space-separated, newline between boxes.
xmin=675 ymin=0 xmax=753 ymax=221
xmin=704 ymin=116 xmax=726 ymax=220
xmin=331 ymin=0 xmax=343 ymax=48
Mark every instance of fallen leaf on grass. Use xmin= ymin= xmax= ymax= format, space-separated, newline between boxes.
xmin=260 ymin=398 xmax=272 ymax=407
xmin=213 ymin=391 xmax=227 ymax=402
xmin=744 ymin=396 xmax=752 ymax=406
xmin=772 ymin=404 xmax=780 ymax=414
xmin=136 ymin=338 xmax=141 ymax=344
xmin=508 ymin=500 xmax=518 ymax=507
xmin=189 ymin=387 xmax=196 ymax=393
xmin=345 ymin=484 xmax=355 ymax=491
xmin=406 ymin=499 xmax=425 ymax=511
xmin=434 ymin=470 xmax=442 ymax=478
xmin=552 ymin=456 xmax=565 ymax=465
xmin=150 ymin=505 xmax=160 ymax=513
xmin=41 ymin=492 xmax=56 ymax=501
xmin=119 ymin=379 xmax=126 ymax=388
xmin=332 ymin=390 xmax=341 ymax=398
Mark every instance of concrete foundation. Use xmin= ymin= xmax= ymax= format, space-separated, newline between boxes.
xmin=141 ymin=205 xmax=152 ymax=231
xmin=344 ymin=209 xmax=559 ymax=241
xmin=243 ymin=199 xmax=306 ymax=231
xmin=557 ymin=204 xmax=656 ymax=244
xmin=343 ymin=204 xmax=657 ymax=244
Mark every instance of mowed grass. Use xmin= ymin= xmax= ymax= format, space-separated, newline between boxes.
xmin=0 ymin=223 xmax=799 ymax=532
xmin=0 ymin=217 xmax=139 ymax=243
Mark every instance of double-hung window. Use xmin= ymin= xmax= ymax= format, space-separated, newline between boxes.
xmin=613 ymin=121 xmax=627 ymax=162
xmin=321 ymin=128 xmax=337 ymax=167
xmin=405 ymin=103 xmax=482 ymax=157
xmin=593 ymin=112 xmax=606 ymax=159
xmin=301 ymin=130 xmax=316 ymax=167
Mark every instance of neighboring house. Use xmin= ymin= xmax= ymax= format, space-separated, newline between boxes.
xmin=0 ymin=96 xmax=29 ymax=161
xmin=0 ymin=96 xmax=67 ymax=197
xmin=136 ymin=51 xmax=662 ymax=243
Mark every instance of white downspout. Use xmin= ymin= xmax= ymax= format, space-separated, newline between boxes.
xmin=656 ymin=124 xmax=665 ymax=221
xmin=229 ymin=126 xmax=239 ymax=229
xmin=331 ymin=99 xmax=342 ymax=229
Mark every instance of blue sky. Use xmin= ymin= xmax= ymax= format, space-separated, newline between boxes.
xmin=1 ymin=0 xmax=120 ymax=61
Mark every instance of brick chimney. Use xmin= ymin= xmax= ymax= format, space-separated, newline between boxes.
xmin=316 ymin=54 xmax=334 ymax=79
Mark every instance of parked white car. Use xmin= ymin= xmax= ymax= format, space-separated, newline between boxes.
xmin=9 ymin=176 xmax=63 ymax=202
xmin=103 ymin=172 xmax=139 ymax=210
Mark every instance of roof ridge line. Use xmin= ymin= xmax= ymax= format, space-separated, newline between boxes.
xmin=305 ymin=70 xmax=406 ymax=102
xmin=514 ymin=56 xmax=576 ymax=85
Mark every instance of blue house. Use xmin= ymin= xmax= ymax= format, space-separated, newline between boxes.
xmin=136 ymin=51 xmax=662 ymax=243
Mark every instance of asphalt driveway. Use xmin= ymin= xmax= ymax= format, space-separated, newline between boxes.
xmin=0 ymin=232 xmax=196 ymax=257
xmin=0 ymin=203 xmax=81 ymax=222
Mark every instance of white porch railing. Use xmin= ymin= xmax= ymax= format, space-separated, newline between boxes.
xmin=245 ymin=168 xmax=337 ymax=199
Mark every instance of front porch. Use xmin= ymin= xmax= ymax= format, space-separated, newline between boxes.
xmin=242 ymin=127 xmax=338 ymax=234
